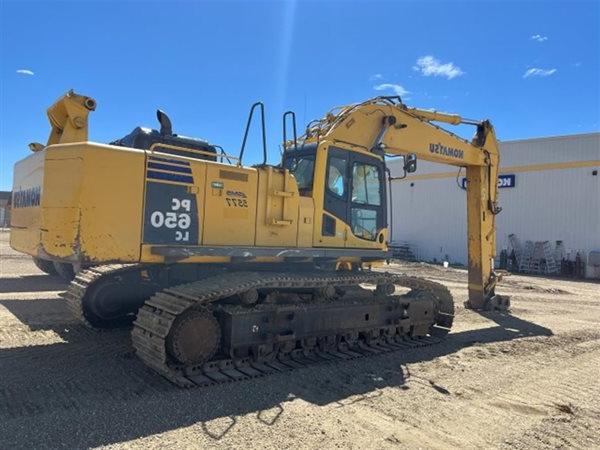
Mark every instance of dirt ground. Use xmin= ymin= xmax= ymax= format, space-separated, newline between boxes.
xmin=1 ymin=230 xmax=599 ymax=450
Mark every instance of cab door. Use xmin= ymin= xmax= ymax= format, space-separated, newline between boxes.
xmin=345 ymin=152 xmax=387 ymax=248
xmin=320 ymin=146 xmax=386 ymax=248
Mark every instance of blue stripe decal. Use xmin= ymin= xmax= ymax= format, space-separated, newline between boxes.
xmin=147 ymin=162 xmax=193 ymax=174
xmin=147 ymin=170 xmax=194 ymax=184
xmin=148 ymin=156 xmax=191 ymax=166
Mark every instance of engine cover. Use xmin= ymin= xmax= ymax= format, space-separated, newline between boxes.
xmin=111 ymin=126 xmax=217 ymax=161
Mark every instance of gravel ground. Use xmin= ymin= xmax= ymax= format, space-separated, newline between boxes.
xmin=1 ymin=230 xmax=599 ymax=449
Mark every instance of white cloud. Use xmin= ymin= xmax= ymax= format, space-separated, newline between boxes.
xmin=413 ymin=56 xmax=463 ymax=79
xmin=523 ymin=67 xmax=557 ymax=78
xmin=16 ymin=69 xmax=34 ymax=76
xmin=373 ymin=83 xmax=410 ymax=97
xmin=369 ymin=73 xmax=383 ymax=81
xmin=531 ymin=34 xmax=548 ymax=42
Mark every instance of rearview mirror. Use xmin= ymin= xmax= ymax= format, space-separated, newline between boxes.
xmin=404 ymin=153 xmax=417 ymax=173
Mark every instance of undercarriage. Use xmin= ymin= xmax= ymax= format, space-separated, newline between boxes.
xmin=64 ymin=265 xmax=454 ymax=387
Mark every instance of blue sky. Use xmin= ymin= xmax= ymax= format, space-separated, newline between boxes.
xmin=1 ymin=0 xmax=598 ymax=190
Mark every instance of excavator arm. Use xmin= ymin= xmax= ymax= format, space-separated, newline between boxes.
xmin=300 ymin=97 xmax=508 ymax=310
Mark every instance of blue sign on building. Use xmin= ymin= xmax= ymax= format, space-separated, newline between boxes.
xmin=461 ymin=174 xmax=516 ymax=189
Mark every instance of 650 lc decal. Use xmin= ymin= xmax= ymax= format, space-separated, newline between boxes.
xmin=143 ymin=182 xmax=199 ymax=245
xmin=150 ymin=198 xmax=193 ymax=242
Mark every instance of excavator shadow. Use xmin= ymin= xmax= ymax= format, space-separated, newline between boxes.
xmin=0 ymin=275 xmax=67 ymax=293
xmin=450 ymin=310 xmax=553 ymax=345
xmin=0 ymin=297 xmax=553 ymax=449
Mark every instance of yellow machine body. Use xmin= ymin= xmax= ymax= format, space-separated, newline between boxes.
xmin=11 ymin=91 xmax=503 ymax=309
xmin=11 ymin=142 xmax=382 ymax=264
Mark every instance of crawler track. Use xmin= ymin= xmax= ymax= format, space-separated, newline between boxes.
xmin=64 ymin=264 xmax=142 ymax=329
xmin=131 ymin=271 xmax=454 ymax=387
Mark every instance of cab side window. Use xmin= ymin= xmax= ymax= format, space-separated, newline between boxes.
xmin=284 ymin=155 xmax=315 ymax=195
xmin=327 ymin=156 xmax=347 ymax=197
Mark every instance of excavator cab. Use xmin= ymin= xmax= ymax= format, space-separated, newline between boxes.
xmin=280 ymin=108 xmax=388 ymax=245
xmin=282 ymin=142 xmax=388 ymax=245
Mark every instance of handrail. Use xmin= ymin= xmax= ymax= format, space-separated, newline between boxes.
xmin=213 ymin=145 xmax=233 ymax=164
xmin=282 ymin=110 xmax=298 ymax=152
xmin=149 ymin=142 xmax=239 ymax=162
xmin=239 ymin=102 xmax=268 ymax=165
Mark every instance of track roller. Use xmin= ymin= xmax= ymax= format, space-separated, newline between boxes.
xmin=375 ymin=282 xmax=395 ymax=296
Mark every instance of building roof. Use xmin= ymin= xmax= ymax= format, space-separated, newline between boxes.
xmin=500 ymin=131 xmax=599 ymax=144
xmin=0 ymin=191 xmax=11 ymax=201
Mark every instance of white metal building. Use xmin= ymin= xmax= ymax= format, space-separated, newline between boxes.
xmin=388 ymin=132 xmax=600 ymax=278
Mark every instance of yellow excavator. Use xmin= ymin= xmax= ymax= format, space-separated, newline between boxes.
xmin=10 ymin=90 xmax=509 ymax=386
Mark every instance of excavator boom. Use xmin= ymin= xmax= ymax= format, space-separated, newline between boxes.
xmin=298 ymin=96 xmax=506 ymax=309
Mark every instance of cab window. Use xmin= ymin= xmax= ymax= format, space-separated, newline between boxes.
xmin=351 ymin=208 xmax=377 ymax=240
xmin=284 ymin=154 xmax=315 ymax=195
xmin=327 ymin=156 xmax=347 ymax=197
xmin=352 ymin=163 xmax=381 ymax=206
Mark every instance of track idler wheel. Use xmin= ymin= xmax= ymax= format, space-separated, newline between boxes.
xmin=82 ymin=278 xmax=156 ymax=328
xmin=166 ymin=308 xmax=221 ymax=366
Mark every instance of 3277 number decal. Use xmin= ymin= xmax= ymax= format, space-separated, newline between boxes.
xmin=225 ymin=198 xmax=248 ymax=207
